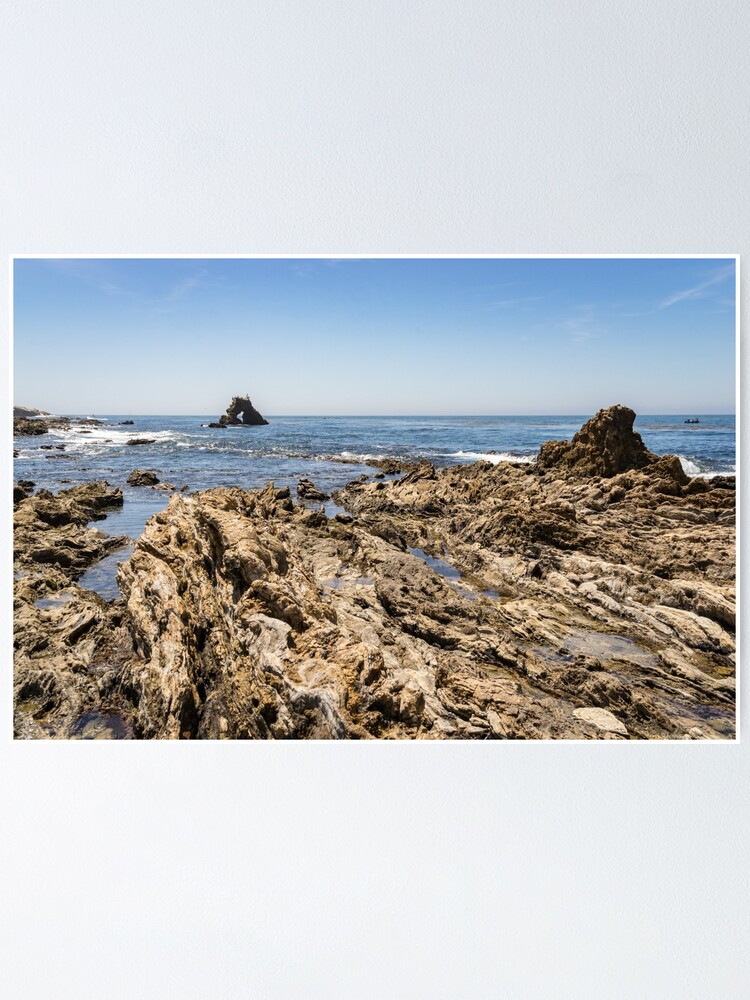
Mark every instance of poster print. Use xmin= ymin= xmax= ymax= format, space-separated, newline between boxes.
xmin=12 ymin=256 xmax=737 ymax=740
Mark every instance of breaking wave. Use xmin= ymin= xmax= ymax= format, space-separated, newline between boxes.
xmin=450 ymin=450 xmax=536 ymax=465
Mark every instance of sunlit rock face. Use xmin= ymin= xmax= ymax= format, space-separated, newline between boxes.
xmin=536 ymin=404 xmax=686 ymax=484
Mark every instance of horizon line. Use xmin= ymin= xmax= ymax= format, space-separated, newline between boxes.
xmin=14 ymin=410 xmax=737 ymax=418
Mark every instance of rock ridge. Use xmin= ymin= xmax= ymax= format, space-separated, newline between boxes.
xmin=13 ymin=406 xmax=735 ymax=740
xmin=536 ymin=404 xmax=687 ymax=482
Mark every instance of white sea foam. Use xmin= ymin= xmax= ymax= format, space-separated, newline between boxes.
xmin=451 ymin=450 xmax=536 ymax=465
xmin=49 ymin=426 xmax=181 ymax=454
xmin=678 ymin=456 xmax=702 ymax=476
xmin=677 ymin=455 xmax=735 ymax=478
xmin=335 ymin=451 xmax=384 ymax=464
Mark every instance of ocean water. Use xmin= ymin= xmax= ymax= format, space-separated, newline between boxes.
xmin=15 ymin=413 xmax=736 ymax=541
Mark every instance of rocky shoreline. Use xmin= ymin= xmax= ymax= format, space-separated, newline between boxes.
xmin=13 ymin=406 xmax=736 ymax=740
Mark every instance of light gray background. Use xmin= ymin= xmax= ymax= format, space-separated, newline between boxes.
xmin=1 ymin=2 xmax=747 ymax=997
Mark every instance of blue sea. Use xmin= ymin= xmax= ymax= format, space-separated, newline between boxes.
xmin=15 ymin=413 xmax=736 ymax=546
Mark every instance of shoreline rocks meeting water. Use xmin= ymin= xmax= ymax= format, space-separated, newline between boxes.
xmin=12 ymin=405 xmax=736 ymax=740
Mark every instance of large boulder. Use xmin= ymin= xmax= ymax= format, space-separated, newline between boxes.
xmin=536 ymin=404 xmax=686 ymax=482
xmin=128 ymin=469 xmax=160 ymax=486
xmin=218 ymin=395 xmax=268 ymax=426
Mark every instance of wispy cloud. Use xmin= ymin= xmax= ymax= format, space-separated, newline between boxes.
xmin=660 ymin=264 xmax=735 ymax=308
xmin=485 ymin=295 xmax=547 ymax=309
xmin=41 ymin=259 xmax=127 ymax=297
xmin=164 ymin=268 xmax=208 ymax=302
xmin=557 ymin=304 xmax=604 ymax=345
xmin=39 ymin=259 xmax=211 ymax=310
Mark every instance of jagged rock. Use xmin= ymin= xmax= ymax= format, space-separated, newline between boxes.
xmin=14 ymin=583 xmax=135 ymax=739
xmin=400 ymin=462 xmax=437 ymax=484
xmin=14 ymin=481 xmax=128 ymax=578
xmin=369 ymin=458 xmax=407 ymax=474
xmin=14 ymin=481 xmax=35 ymax=504
xmin=119 ymin=420 xmax=135 ymax=425
xmin=333 ymin=409 xmax=734 ymax=738
xmin=14 ymin=418 xmax=48 ymax=436
xmin=537 ymin=404 xmax=687 ymax=482
xmin=114 ymin=486 xmax=578 ymax=739
xmin=127 ymin=469 xmax=160 ymax=486
xmin=368 ymin=458 xmax=428 ymax=476
xmin=297 ymin=478 xmax=330 ymax=501
xmin=218 ymin=395 xmax=268 ymax=426
xmin=14 ymin=407 xmax=735 ymax=741
xmin=13 ymin=481 xmax=135 ymax=738
xmin=126 ymin=438 xmax=156 ymax=446
xmin=14 ymin=416 xmax=103 ymax=436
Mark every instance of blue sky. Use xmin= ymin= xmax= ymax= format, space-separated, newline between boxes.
xmin=13 ymin=257 xmax=736 ymax=415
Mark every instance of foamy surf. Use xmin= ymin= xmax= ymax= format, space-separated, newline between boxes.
xmin=52 ymin=426 xmax=181 ymax=452
xmin=451 ymin=450 xmax=536 ymax=465
xmin=677 ymin=455 xmax=735 ymax=478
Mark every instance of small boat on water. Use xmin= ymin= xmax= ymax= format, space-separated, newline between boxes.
xmin=684 ymin=418 xmax=700 ymax=424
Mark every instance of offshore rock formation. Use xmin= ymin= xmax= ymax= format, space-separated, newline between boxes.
xmin=14 ymin=405 xmax=50 ymax=418
xmin=537 ymin=403 xmax=684 ymax=480
xmin=218 ymin=395 xmax=268 ymax=426
xmin=14 ymin=418 xmax=49 ymax=436
xmin=14 ymin=415 xmax=102 ymax=436
xmin=13 ymin=407 xmax=736 ymax=740
xmin=127 ymin=469 xmax=160 ymax=486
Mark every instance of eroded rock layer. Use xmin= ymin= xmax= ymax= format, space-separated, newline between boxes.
xmin=13 ymin=482 xmax=134 ymax=738
xmin=13 ymin=407 xmax=736 ymax=740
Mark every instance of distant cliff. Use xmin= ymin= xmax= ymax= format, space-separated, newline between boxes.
xmin=14 ymin=405 xmax=50 ymax=418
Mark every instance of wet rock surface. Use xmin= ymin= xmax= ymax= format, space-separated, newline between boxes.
xmin=13 ymin=481 xmax=135 ymax=738
xmin=14 ymin=415 xmax=102 ymax=436
xmin=297 ymin=477 xmax=330 ymax=501
xmin=127 ymin=469 xmax=160 ymax=486
xmin=13 ymin=407 xmax=736 ymax=740
xmin=335 ymin=414 xmax=735 ymax=739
